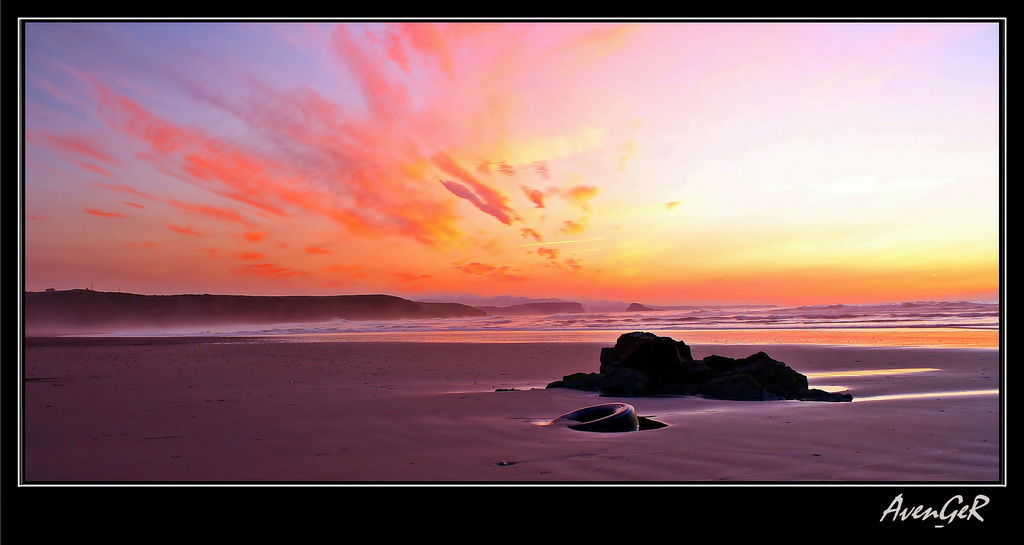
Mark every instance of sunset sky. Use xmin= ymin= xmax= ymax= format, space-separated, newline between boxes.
xmin=22 ymin=21 xmax=1000 ymax=305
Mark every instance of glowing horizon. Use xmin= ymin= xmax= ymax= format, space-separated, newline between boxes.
xmin=23 ymin=22 xmax=1000 ymax=305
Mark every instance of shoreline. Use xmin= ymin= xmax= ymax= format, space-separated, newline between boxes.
xmin=22 ymin=325 xmax=1001 ymax=349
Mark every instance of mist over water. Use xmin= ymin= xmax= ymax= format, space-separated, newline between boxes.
xmin=92 ymin=301 xmax=999 ymax=343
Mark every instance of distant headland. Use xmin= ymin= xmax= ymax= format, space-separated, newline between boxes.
xmin=23 ymin=289 xmax=487 ymax=335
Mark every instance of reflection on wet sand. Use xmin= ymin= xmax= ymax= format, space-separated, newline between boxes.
xmin=852 ymin=389 xmax=998 ymax=402
xmin=806 ymin=367 xmax=939 ymax=378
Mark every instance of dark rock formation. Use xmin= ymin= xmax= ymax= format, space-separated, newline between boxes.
xmin=625 ymin=302 xmax=658 ymax=311
xmin=547 ymin=331 xmax=852 ymax=402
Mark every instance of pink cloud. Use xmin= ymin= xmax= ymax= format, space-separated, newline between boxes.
xmin=167 ymin=224 xmax=205 ymax=236
xmin=84 ymin=70 xmax=463 ymax=247
xmin=533 ymin=162 xmax=550 ymax=179
xmin=77 ymin=161 xmax=116 ymax=177
xmin=84 ymin=208 xmax=127 ymax=218
xmin=165 ymin=198 xmax=255 ymax=227
xmin=37 ymin=132 xmax=119 ymax=164
xmin=434 ymin=152 xmax=518 ymax=225
xmin=90 ymin=182 xmax=160 ymax=202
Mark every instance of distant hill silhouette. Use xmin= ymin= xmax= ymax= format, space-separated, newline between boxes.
xmin=476 ymin=302 xmax=585 ymax=316
xmin=24 ymin=289 xmax=486 ymax=335
xmin=625 ymin=303 xmax=659 ymax=312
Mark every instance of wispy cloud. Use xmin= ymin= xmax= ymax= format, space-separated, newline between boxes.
xmin=453 ymin=261 xmax=524 ymax=281
xmin=520 ymin=185 xmax=546 ymax=208
xmin=36 ymin=132 xmax=120 ymax=164
xmin=536 ymin=247 xmax=560 ymax=261
xmin=562 ymin=185 xmax=599 ymax=211
xmin=434 ymin=152 xmax=518 ymax=225
xmin=561 ymin=219 xmax=588 ymax=235
xmin=235 ymin=252 xmax=266 ymax=260
xmin=519 ymin=227 xmax=542 ymax=242
xmin=515 ymin=237 xmax=604 ymax=247
xmin=304 ymin=245 xmax=332 ymax=255
xmin=167 ymin=223 xmax=205 ymax=236
xmin=234 ymin=263 xmax=308 ymax=278
xmin=83 ymin=208 xmax=127 ymax=218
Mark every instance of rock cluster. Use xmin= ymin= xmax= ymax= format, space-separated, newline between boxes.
xmin=547 ymin=331 xmax=852 ymax=402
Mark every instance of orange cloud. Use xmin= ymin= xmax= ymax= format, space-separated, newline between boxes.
xmin=666 ymin=201 xmax=681 ymax=210
xmin=304 ymin=245 xmax=332 ymax=255
xmin=562 ymin=185 xmax=599 ymax=210
xmin=561 ymin=219 xmax=588 ymax=235
xmin=86 ymin=68 xmax=463 ymax=247
xmin=123 ymin=202 xmax=145 ymax=208
xmin=324 ymin=264 xmax=367 ymax=277
xmin=236 ymin=252 xmax=266 ymax=260
xmin=520 ymin=227 xmax=542 ymax=242
xmin=521 ymin=185 xmax=546 ymax=208
xmin=84 ymin=208 xmax=127 ymax=218
xmin=536 ymin=247 xmax=560 ymax=261
xmin=167 ymin=224 xmax=205 ymax=236
xmin=94 ymin=183 xmax=251 ymax=229
xmin=166 ymin=199 xmax=255 ymax=227
xmin=393 ymin=272 xmax=432 ymax=282
xmin=239 ymin=231 xmax=268 ymax=243
xmin=452 ymin=261 xmax=524 ymax=281
xmin=234 ymin=263 xmax=308 ymax=278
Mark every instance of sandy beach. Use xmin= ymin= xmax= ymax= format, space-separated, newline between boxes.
xmin=21 ymin=337 xmax=1000 ymax=483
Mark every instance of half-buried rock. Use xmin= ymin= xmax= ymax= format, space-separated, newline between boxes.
xmin=551 ymin=403 xmax=640 ymax=432
xmin=547 ymin=331 xmax=852 ymax=402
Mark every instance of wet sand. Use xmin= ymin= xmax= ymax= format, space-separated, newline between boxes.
xmin=21 ymin=338 xmax=1000 ymax=482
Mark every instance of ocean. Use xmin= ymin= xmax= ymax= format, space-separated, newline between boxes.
xmin=94 ymin=300 xmax=1000 ymax=348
